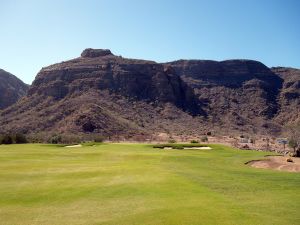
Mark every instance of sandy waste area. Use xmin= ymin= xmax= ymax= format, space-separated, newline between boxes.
xmin=247 ymin=156 xmax=300 ymax=172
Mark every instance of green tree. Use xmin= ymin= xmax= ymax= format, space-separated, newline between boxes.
xmin=288 ymin=139 xmax=298 ymax=153
xmin=286 ymin=122 xmax=300 ymax=156
xmin=15 ymin=134 xmax=28 ymax=144
xmin=48 ymin=134 xmax=62 ymax=144
xmin=1 ymin=135 xmax=13 ymax=144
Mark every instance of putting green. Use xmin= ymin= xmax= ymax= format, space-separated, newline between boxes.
xmin=0 ymin=143 xmax=299 ymax=225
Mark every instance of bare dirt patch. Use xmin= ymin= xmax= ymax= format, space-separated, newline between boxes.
xmin=247 ymin=156 xmax=300 ymax=172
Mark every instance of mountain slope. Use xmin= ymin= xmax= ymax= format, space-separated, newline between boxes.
xmin=0 ymin=69 xmax=28 ymax=110
xmin=0 ymin=49 xmax=299 ymax=138
xmin=0 ymin=49 xmax=205 ymax=138
xmin=167 ymin=60 xmax=285 ymax=134
xmin=271 ymin=67 xmax=300 ymax=124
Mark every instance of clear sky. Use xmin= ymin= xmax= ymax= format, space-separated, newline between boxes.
xmin=0 ymin=0 xmax=299 ymax=84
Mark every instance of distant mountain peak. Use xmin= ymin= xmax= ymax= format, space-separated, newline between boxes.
xmin=81 ymin=48 xmax=113 ymax=58
xmin=0 ymin=69 xmax=28 ymax=110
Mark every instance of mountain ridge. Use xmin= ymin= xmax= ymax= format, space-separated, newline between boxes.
xmin=0 ymin=49 xmax=299 ymax=140
xmin=0 ymin=69 xmax=29 ymax=110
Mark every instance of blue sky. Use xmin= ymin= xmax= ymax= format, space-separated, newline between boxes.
xmin=0 ymin=0 xmax=299 ymax=84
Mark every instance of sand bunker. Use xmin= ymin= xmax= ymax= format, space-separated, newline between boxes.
xmin=65 ymin=144 xmax=82 ymax=148
xmin=247 ymin=156 xmax=300 ymax=172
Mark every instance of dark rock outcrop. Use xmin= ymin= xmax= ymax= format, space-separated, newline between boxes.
xmin=0 ymin=69 xmax=28 ymax=110
xmin=81 ymin=48 xmax=113 ymax=58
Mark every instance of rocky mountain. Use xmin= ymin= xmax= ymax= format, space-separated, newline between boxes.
xmin=0 ymin=49 xmax=205 ymax=139
xmin=167 ymin=60 xmax=285 ymax=134
xmin=0 ymin=69 xmax=28 ymax=110
xmin=271 ymin=67 xmax=300 ymax=124
xmin=0 ymin=49 xmax=299 ymax=139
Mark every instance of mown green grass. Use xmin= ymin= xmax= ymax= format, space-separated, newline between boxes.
xmin=153 ymin=143 xmax=208 ymax=149
xmin=0 ymin=143 xmax=299 ymax=225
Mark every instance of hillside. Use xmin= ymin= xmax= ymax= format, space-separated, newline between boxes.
xmin=271 ymin=67 xmax=300 ymax=124
xmin=0 ymin=69 xmax=28 ymax=110
xmin=167 ymin=60 xmax=286 ymax=134
xmin=0 ymin=49 xmax=299 ymax=139
xmin=0 ymin=49 xmax=205 ymax=139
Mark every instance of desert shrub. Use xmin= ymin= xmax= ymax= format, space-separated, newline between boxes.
xmin=241 ymin=144 xmax=250 ymax=149
xmin=168 ymin=139 xmax=176 ymax=143
xmin=60 ymin=134 xmax=82 ymax=144
xmin=15 ymin=133 xmax=28 ymax=144
xmin=201 ymin=136 xmax=208 ymax=142
xmin=288 ymin=139 xmax=298 ymax=151
xmin=190 ymin=140 xmax=199 ymax=143
xmin=1 ymin=135 xmax=13 ymax=144
xmin=26 ymin=133 xmax=46 ymax=143
xmin=0 ymin=135 xmax=4 ymax=144
xmin=48 ymin=134 xmax=62 ymax=144
xmin=206 ymin=131 xmax=212 ymax=136
xmin=153 ymin=143 xmax=208 ymax=149
xmin=94 ymin=136 xmax=104 ymax=143
xmin=288 ymin=138 xmax=299 ymax=157
xmin=287 ymin=158 xmax=293 ymax=163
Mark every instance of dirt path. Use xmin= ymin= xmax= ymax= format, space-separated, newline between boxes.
xmin=247 ymin=156 xmax=300 ymax=172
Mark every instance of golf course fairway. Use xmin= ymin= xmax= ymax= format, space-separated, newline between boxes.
xmin=0 ymin=143 xmax=299 ymax=225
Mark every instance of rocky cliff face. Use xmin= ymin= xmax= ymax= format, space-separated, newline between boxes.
xmin=28 ymin=49 xmax=200 ymax=114
xmin=271 ymin=67 xmax=300 ymax=124
xmin=167 ymin=60 xmax=285 ymax=134
xmin=0 ymin=69 xmax=28 ymax=110
xmin=0 ymin=49 xmax=203 ymax=136
xmin=0 ymin=49 xmax=298 ymax=138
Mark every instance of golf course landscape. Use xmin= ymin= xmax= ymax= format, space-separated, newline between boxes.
xmin=0 ymin=143 xmax=299 ymax=225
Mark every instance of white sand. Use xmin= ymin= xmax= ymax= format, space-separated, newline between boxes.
xmin=65 ymin=144 xmax=82 ymax=148
xmin=183 ymin=147 xmax=212 ymax=150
